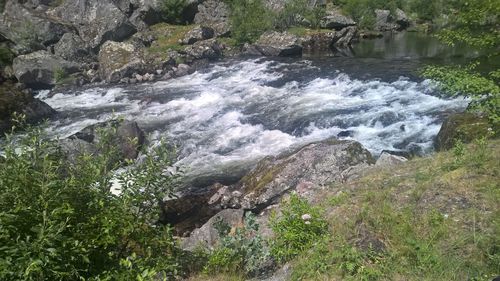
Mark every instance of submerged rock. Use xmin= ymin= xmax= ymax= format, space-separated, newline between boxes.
xmin=12 ymin=51 xmax=80 ymax=89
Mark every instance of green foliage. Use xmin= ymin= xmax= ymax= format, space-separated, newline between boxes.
xmin=274 ymin=0 xmax=326 ymax=30
xmin=204 ymin=212 xmax=269 ymax=276
xmin=270 ymin=194 xmax=328 ymax=263
xmin=227 ymin=0 xmax=273 ymax=44
xmin=0 ymin=45 xmax=13 ymax=67
xmin=161 ymin=0 xmax=188 ymax=24
xmin=407 ymin=0 xmax=441 ymax=22
xmin=337 ymin=0 xmax=402 ymax=29
xmin=53 ymin=68 xmax=67 ymax=84
xmin=421 ymin=64 xmax=500 ymax=125
xmin=0 ymin=119 xmax=184 ymax=280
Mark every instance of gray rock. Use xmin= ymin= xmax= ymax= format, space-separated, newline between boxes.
xmin=334 ymin=26 xmax=357 ymax=46
xmin=98 ymin=41 xmax=144 ymax=83
xmin=194 ymin=0 xmax=229 ymax=26
xmin=395 ymin=8 xmax=410 ymax=30
xmin=375 ymin=9 xmax=398 ymax=31
xmin=435 ymin=113 xmax=495 ymax=151
xmin=173 ymin=63 xmax=193 ymax=77
xmin=184 ymin=38 xmax=223 ymax=60
xmin=54 ymin=33 xmax=91 ymax=62
xmin=320 ymin=10 xmax=356 ymax=30
xmin=13 ymin=51 xmax=80 ymax=89
xmin=238 ymin=139 xmax=374 ymax=210
xmin=0 ymin=0 xmax=70 ymax=54
xmin=129 ymin=0 xmax=164 ymax=29
xmin=181 ymin=209 xmax=245 ymax=251
xmin=0 ymin=82 xmax=56 ymax=135
xmin=375 ymin=152 xmax=408 ymax=166
xmin=253 ymin=31 xmax=302 ymax=57
xmin=181 ymin=26 xmax=215 ymax=45
xmin=47 ymin=0 xmax=136 ymax=50
xmin=63 ymin=120 xmax=146 ymax=161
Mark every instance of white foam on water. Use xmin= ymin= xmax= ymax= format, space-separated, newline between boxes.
xmin=38 ymin=59 xmax=469 ymax=180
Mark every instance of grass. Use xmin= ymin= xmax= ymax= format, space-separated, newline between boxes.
xmin=289 ymin=139 xmax=500 ymax=280
xmin=146 ymin=23 xmax=194 ymax=58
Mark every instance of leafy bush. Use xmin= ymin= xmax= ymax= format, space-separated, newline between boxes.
xmin=227 ymin=0 xmax=273 ymax=44
xmin=421 ymin=64 xmax=500 ymax=125
xmin=204 ymin=212 xmax=269 ymax=277
xmin=0 ymin=45 xmax=13 ymax=67
xmin=0 ymin=119 xmax=184 ymax=280
xmin=162 ymin=0 xmax=188 ymax=24
xmin=270 ymin=194 xmax=328 ymax=263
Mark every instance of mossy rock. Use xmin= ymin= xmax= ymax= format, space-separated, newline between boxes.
xmin=435 ymin=112 xmax=498 ymax=151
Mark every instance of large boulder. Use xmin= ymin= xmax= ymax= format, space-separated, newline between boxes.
xmin=375 ymin=9 xmax=398 ymax=31
xmin=54 ymin=33 xmax=91 ymax=62
xmin=253 ymin=31 xmax=302 ymax=57
xmin=129 ymin=0 xmax=165 ymax=29
xmin=181 ymin=26 xmax=215 ymax=45
xmin=47 ymin=0 xmax=136 ymax=50
xmin=395 ymin=8 xmax=410 ymax=30
xmin=334 ymin=26 xmax=357 ymax=46
xmin=98 ymin=41 xmax=145 ymax=83
xmin=299 ymin=26 xmax=357 ymax=52
xmin=238 ymin=139 xmax=374 ymax=210
xmin=0 ymin=0 xmax=71 ymax=54
xmin=435 ymin=113 xmax=497 ymax=151
xmin=320 ymin=10 xmax=356 ymax=30
xmin=0 ymin=82 xmax=56 ymax=135
xmin=12 ymin=51 xmax=80 ymax=89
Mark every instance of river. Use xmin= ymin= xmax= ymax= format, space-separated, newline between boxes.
xmin=37 ymin=32 xmax=480 ymax=187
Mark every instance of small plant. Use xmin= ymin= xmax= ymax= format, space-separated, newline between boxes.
xmin=162 ymin=0 xmax=188 ymax=24
xmin=270 ymin=194 xmax=328 ymax=263
xmin=204 ymin=212 xmax=269 ymax=276
xmin=228 ymin=0 xmax=273 ymax=44
xmin=53 ymin=68 xmax=67 ymax=84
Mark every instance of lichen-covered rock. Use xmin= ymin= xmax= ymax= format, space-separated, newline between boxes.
xmin=375 ymin=9 xmax=398 ymax=31
xmin=435 ymin=113 xmax=496 ymax=151
xmin=13 ymin=51 xmax=80 ymax=89
xmin=253 ymin=31 xmax=302 ymax=57
xmin=184 ymin=38 xmax=223 ymax=60
xmin=194 ymin=0 xmax=229 ymax=26
xmin=181 ymin=209 xmax=244 ymax=251
xmin=54 ymin=33 xmax=91 ymax=62
xmin=47 ymin=0 xmax=136 ymax=50
xmin=0 ymin=82 xmax=56 ymax=135
xmin=375 ymin=152 xmax=408 ymax=166
xmin=0 ymin=0 xmax=70 ymax=54
xmin=98 ymin=41 xmax=145 ymax=82
xmin=181 ymin=26 xmax=215 ymax=45
xmin=320 ymin=10 xmax=356 ymax=30
xmin=238 ymin=139 xmax=374 ymax=210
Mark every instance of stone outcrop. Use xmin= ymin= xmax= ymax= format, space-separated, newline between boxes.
xmin=12 ymin=51 xmax=80 ymax=89
xmin=0 ymin=82 xmax=56 ymax=135
xmin=47 ymin=0 xmax=137 ymax=50
xmin=251 ymin=31 xmax=303 ymax=57
xmin=54 ymin=33 xmax=91 ymax=62
xmin=0 ymin=0 xmax=71 ymax=54
xmin=184 ymin=38 xmax=223 ymax=60
xmin=299 ymin=26 xmax=357 ymax=52
xmin=194 ymin=0 xmax=230 ymax=35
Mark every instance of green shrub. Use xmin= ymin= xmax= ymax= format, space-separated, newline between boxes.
xmin=227 ymin=0 xmax=273 ymax=44
xmin=270 ymin=194 xmax=328 ymax=263
xmin=0 ymin=45 xmax=12 ymax=66
xmin=0 ymin=119 xmax=184 ymax=280
xmin=274 ymin=0 xmax=326 ymax=30
xmin=204 ymin=212 xmax=269 ymax=277
xmin=162 ymin=0 xmax=188 ymax=24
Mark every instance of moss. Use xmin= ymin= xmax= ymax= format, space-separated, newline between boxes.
xmin=146 ymin=23 xmax=194 ymax=59
xmin=436 ymin=112 xmax=498 ymax=151
xmin=240 ymin=159 xmax=287 ymax=196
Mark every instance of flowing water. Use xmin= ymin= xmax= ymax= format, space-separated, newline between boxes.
xmin=38 ymin=32 xmax=479 ymax=187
